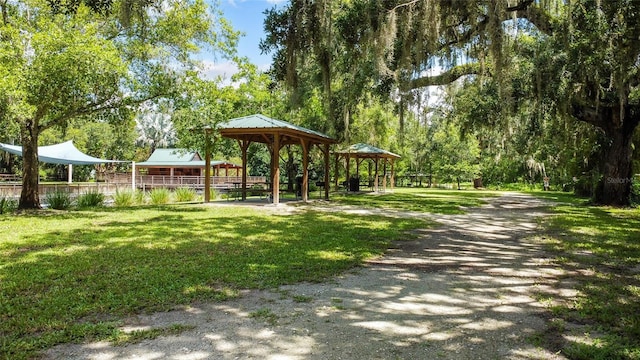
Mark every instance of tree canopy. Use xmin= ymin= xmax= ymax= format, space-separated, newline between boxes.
xmin=0 ymin=0 xmax=238 ymax=208
xmin=262 ymin=0 xmax=640 ymax=206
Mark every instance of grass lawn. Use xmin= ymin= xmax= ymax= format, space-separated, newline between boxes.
xmin=7 ymin=187 xmax=635 ymax=359
xmin=331 ymin=187 xmax=499 ymax=214
xmin=0 ymin=203 xmax=429 ymax=359
xmin=531 ymin=191 xmax=640 ymax=359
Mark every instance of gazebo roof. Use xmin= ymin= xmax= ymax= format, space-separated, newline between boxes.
xmin=218 ymin=114 xmax=336 ymax=145
xmin=335 ymin=143 xmax=401 ymax=159
xmin=137 ymin=149 xmax=241 ymax=168
xmin=0 ymin=140 xmax=123 ymax=165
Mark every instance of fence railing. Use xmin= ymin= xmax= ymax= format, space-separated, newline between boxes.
xmin=0 ymin=183 xmax=127 ymax=200
xmin=0 ymin=175 xmax=268 ymax=199
xmin=132 ymin=175 xmax=266 ymax=189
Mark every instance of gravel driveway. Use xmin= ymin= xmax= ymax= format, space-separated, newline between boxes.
xmin=45 ymin=192 xmax=566 ymax=360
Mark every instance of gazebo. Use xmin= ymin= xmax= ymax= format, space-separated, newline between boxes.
xmin=333 ymin=143 xmax=401 ymax=192
xmin=217 ymin=114 xmax=337 ymax=205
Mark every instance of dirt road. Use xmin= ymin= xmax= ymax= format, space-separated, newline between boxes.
xmin=45 ymin=193 xmax=566 ymax=360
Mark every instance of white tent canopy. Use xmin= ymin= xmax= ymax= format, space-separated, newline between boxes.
xmin=0 ymin=140 xmax=122 ymax=165
xmin=0 ymin=140 xmax=130 ymax=185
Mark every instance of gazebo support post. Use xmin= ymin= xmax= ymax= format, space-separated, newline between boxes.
xmin=334 ymin=153 xmax=340 ymax=191
xmin=324 ymin=143 xmax=330 ymax=200
xmin=383 ymin=160 xmax=387 ymax=192
xmin=272 ymin=133 xmax=281 ymax=204
xmin=368 ymin=161 xmax=372 ymax=189
xmin=345 ymin=154 xmax=351 ymax=191
xmin=356 ymin=158 xmax=362 ymax=187
xmin=239 ymin=139 xmax=250 ymax=201
xmin=301 ymin=139 xmax=310 ymax=202
xmin=374 ymin=157 xmax=379 ymax=192
xmin=68 ymin=164 xmax=73 ymax=184
xmin=132 ymin=161 xmax=136 ymax=191
xmin=204 ymin=130 xmax=211 ymax=203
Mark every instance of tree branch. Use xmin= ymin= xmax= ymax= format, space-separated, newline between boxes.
xmin=571 ymin=103 xmax=640 ymax=133
xmin=506 ymin=0 xmax=535 ymax=12
xmin=438 ymin=0 xmax=554 ymax=52
xmin=572 ymin=103 xmax=608 ymax=130
xmin=513 ymin=4 xmax=554 ymax=35
xmin=389 ymin=0 xmax=422 ymax=13
xmin=40 ymin=92 xmax=167 ymax=133
xmin=1 ymin=0 xmax=8 ymax=26
xmin=404 ymin=63 xmax=480 ymax=90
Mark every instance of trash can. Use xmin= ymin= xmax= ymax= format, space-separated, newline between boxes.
xmin=296 ymin=176 xmax=303 ymax=197
xmin=349 ymin=176 xmax=360 ymax=192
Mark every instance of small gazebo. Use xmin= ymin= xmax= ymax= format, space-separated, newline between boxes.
xmin=333 ymin=143 xmax=401 ymax=192
xmin=217 ymin=114 xmax=337 ymax=205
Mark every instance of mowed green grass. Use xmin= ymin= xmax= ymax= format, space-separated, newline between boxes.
xmin=533 ymin=192 xmax=640 ymax=359
xmin=331 ymin=187 xmax=499 ymax=214
xmin=0 ymin=204 xmax=429 ymax=359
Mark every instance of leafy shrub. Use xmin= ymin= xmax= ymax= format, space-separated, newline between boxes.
xmin=113 ymin=189 xmax=135 ymax=207
xmin=149 ymin=188 xmax=171 ymax=205
xmin=46 ymin=190 xmax=72 ymax=210
xmin=76 ymin=190 xmax=105 ymax=208
xmin=174 ymin=187 xmax=196 ymax=202
xmin=135 ymin=190 xmax=146 ymax=205
xmin=0 ymin=197 xmax=18 ymax=214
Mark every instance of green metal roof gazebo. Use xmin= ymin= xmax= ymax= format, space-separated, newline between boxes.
xmin=217 ymin=114 xmax=337 ymax=205
xmin=333 ymin=143 xmax=401 ymax=192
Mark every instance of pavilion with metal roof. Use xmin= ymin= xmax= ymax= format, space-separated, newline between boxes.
xmin=333 ymin=143 xmax=401 ymax=193
xmin=217 ymin=114 xmax=337 ymax=204
xmin=136 ymin=148 xmax=242 ymax=177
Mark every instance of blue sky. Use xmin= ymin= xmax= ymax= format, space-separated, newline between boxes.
xmin=199 ymin=0 xmax=286 ymax=79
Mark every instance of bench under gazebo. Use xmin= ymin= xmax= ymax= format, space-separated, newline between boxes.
xmin=333 ymin=143 xmax=401 ymax=193
xmin=217 ymin=114 xmax=337 ymax=205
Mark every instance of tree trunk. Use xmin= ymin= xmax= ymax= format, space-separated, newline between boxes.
xmin=19 ymin=121 xmax=41 ymax=209
xmin=573 ymin=104 xmax=639 ymax=206
xmin=594 ymin=124 xmax=636 ymax=206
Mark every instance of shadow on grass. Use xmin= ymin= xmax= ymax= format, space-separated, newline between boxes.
xmin=0 ymin=205 xmax=426 ymax=359
xmin=536 ymin=202 xmax=640 ymax=359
